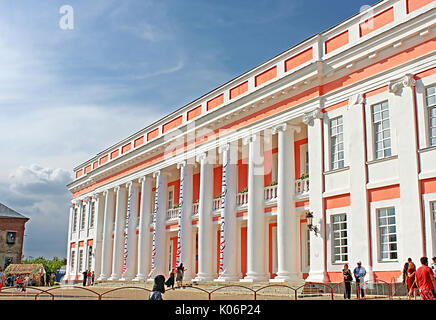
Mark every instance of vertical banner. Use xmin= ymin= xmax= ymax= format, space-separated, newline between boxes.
xmin=151 ymin=177 xmax=159 ymax=271
xmin=219 ymin=147 xmax=228 ymax=276
xmin=176 ymin=168 xmax=184 ymax=267
xmin=122 ymin=184 xmax=132 ymax=275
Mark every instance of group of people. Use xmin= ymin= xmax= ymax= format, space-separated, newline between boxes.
xmin=0 ymin=268 xmax=27 ymax=292
xmin=149 ymin=263 xmax=187 ymax=300
xmin=342 ymin=256 xmax=436 ymax=300
xmin=402 ymin=256 xmax=436 ymax=300
xmin=82 ymin=270 xmax=95 ymax=286
xmin=40 ymin=273 xmax=56 ymax=287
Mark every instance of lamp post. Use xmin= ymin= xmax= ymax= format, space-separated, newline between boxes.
xmin=306 ymin=211 xmax=320 ymax=236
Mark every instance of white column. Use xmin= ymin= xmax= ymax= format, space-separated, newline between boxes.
xmin=216 ymin=142 xmax=240 ymax=281
xmin=272 ymin=123 xmax=300 ymax=282
xmin=109 ymin=185 xmax=127 ymax=280
xmin=176 ymin=160 xmax=195 ymax=281
xmin=134 ymin=176 xmax=153 ymax=281
xmin=242 ymin=132 xmax=269 ymax=282
xmin=65 ymin=204 xmax=74 ymax=281
xmin=304 ymin=108 xmax=330 ymax=283
xmin=148 ymin=170 xmax=168 ymax=279
xmin=194 ymin=152 xmax=215 ymax=281
xmin=98 ymin=189 xmax=115 ymax=280
xmin=92 ymin=192 xmax=105 ymax=278
xmin=120 ymin=181 xmax=140 ymax=280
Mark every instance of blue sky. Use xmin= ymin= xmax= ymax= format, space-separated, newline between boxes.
xmin=0 ymin=0 xmax=379 ymax=259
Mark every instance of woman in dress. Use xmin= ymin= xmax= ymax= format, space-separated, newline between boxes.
xmin=176 ymin=263 xmax=186 ymax=288
xmin=342 ymin=263 xmax=353 ymax=299
xmin=165 ymin=268 xmax=175 ymax=289
xmin=407 ymin=259 xmax=418 ymax=300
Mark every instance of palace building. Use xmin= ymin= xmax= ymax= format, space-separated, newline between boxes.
xmin=65 ymin=0 xmax=436 ymax=284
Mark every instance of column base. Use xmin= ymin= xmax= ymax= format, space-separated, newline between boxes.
xmin=241 ymin=272 xmax=269 ymax=282
xmin=97 ymin=274 xmax=109 ymax=281
xmin=215 ymin=273 xmax=242 ymax=282
xmin=119 ymin=275 xmax=134 ymax=281
xmin=133 ymin=274 xmax=147 ymax=281
xmin=270 ymin=271 xmax=300 ymax=282
xmin=305 ymin=270 xmax=330 ymax=283
xmin=193 ymin=273 xmax=216 ymax=282
xmin=181 ymin=272 xmax=195 ymax=282
xmin=107 ymin=274 xmax=120 ymax=281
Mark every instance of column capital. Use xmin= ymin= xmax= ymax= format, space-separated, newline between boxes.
xmin=302 ymin=108 xmax=323 ymax=125
xmin=388 ymin=73 xmax=416 ymax=95
xmin=152 ymin=170 xmax=161 ymax=178
xmin=138 ymin=175 xmax=151 ymax=183
xmin=218 ymin=143 xmax=230 ymax=154
xmin=196 ymin=152 xmax=208 ymax=163
xmin=348 ymin=93 xmax=365 ymax=106
xmin=91 ymin=192 xmax=104 ymax=199
xmin=242 ymin=133 xmax=258 ymax=146
xmin=272 ymin=123 xmax=301 ymax=134
xmin=113 ymin=185 xmax=122 ymax=193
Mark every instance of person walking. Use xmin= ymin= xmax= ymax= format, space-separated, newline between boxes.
xmin=353 ymin=261 xmax=366 ymax=299
xmin=415 ymin=257 xmax=436 ymax=300
xmin=342 ymin=263 xmax=353 ymax=299
xmin=176 ymin=263 xmax=186 ymax=288
xmin=0 ymin=267 xmax=4 ymax=292
xmin=82 ymin=270 xmax=87 ymax=286
xmin=165 ymin=268 xmax=175 ymax=290
xmin=91 ymin=271 xmax=95 ymax=286
xmin=87 ymin=270 xmax=92 ymax=286
xmin=149 ymin=275 xmax=166 ymax=300
xmin=406 ymin=258 xmax=418 ymax=300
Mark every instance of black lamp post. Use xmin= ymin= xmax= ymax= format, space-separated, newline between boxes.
xmin=306 ymin=211 xmax=319 ymax=236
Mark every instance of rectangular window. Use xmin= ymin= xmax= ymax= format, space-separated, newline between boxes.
xmin=431 ymin=201 xmax=436 ymax=235
xmin=331 ymin=214 xmax=348 ymax=263
xmin=73 ymin=208 xmax=78 ymax=232
xmin=80 ymin=205 xmax=86 ymax=230
xmin=89 ymin=202 xmax=95 ymax=228
xmin=372 ymin=101 xmax=392 ymax=159
xmin=168 ymin=189 xmax=174 ymax=209
xmin=329 ymin=116 xmax=344 ymax=170
xmin=378 ymin=207 xmax=398 ymax=261
xmin=425 ymin=86 xmax=436 ymax=146
xmin=87 ymin=246 xmax=93 ymax=271
xmin=6 ymin=232 xmax=16 ymax=244
xmin=78 ymin=249 xmax=84 ymax=272
xmin=70 ymin=251 xmax=76 ymax=271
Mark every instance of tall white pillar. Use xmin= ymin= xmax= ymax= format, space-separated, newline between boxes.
xmin=134 ymin=176 xmax=153 ymax=281
xmin=194 ymin=152 xmax=215 ymax=281
xmin=272 ymin=123 xmax=300 ymax=282
xmin=92 ymin=192 xmax=105 ymax=279
xmin=65 ymin=203 xmax=74 ymax=281
xmin=148 ymin=170 xmax=168 ymax=279
xmin=304 ymin=108 xmax=329 ymax=283
xmin=217 ymin=142 xmax=240 ymax=281
xmin=109 ymin=185 xmax=127 ymax=280
xmin=242 ymin=132 xmax=269 ymax=282
xmin=176 ymin=160 xmax=195 ymax=281
xmin=98 ymin=190 xmax=115 ymax=280
xmin=121 ymin=181 xmax=140 ymax=280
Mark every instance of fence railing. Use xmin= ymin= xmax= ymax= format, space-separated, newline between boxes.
xmin=0 ymin=280 xmax=398 ymax=300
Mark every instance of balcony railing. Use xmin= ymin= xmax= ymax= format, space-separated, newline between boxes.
xmin=264 ymin=185 xmax=278 ymax=201
xmin=237 ymin=192 xmax=248 ymax=207
xmin=166 ymin=208 xmax=179 ymax=220
xmin=295 ymin=177 xmax=309 ymax=195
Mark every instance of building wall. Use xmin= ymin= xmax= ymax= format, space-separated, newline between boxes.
xmin=0 ymin=218 xmax=27 ymax=269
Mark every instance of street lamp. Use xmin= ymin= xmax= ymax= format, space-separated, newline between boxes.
xmin=306 ymin=211 xmax=320 ymax=236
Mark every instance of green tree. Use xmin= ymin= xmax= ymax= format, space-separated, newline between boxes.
xmin=22 ymin=256 xmax=66 ymax=274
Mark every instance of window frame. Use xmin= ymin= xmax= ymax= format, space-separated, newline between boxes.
xmin=377 ymin=206 xmax=398 ymax=262
xmin=425 ymin=85 xmax=436 ymax=147
xmin=331 ymin=213 xmax=349 ymax=264
xmin=371 ymin=100 xmax=392 ymax=160
xmin=329 ymin=116 xmax=345 ymax=171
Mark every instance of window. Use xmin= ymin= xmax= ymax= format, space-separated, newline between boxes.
xmin=89 ymin=202 xmax=95 ymax=228
xmin=6 ymin=232 xmax=16 ymax=244
xmin=378 ymin=207 xmax=398 ymax=261
xmin=431 ymin=201 xmax=436 ymax=235
xmin=331 ymin=214 xmax=348 ymax=263
xmin=87 ymin=246 xmax=93 ymax=270
xmin=70 ymin=251 xmax=76 ymax=271
xmin=168 ymin=189 xmax=174 ymax=209
xmin=73 ymin=208 xmax=78 ymax=232
xmin=78 ymin=249 xmax=84 ymax=272
xmin=329 ymin=116 xmax=344 ymax=170
xmin=80 ymin=205 xmax=86 ymax=230
xmin=372 ymin=101 xmax=391 ymax=159
xmin=425 ymin=86 xmax=436 ymax=146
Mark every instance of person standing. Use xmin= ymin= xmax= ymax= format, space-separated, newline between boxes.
xmin=0 ymin=267 xmax=4 ymax=292
xmin=87 ymin=270 xmax=92 ymax=286
xmin=82 ymin=270 xmax=87 ymax=286
xmin=415 ymin=257 xmax=436 ymax=300
xmin=431 ymin=257 xmax=436 ymax=298
xmin=353 ymin=261 xmax=366 ymax=299
xmin=402 ymin=259 xmax=409 ymax=288
xmin=149 ymin=275 xmax=166 ymax=300
xmin=176 ymin=263 xmax=186 ymax=288
xmin=406 ymin=258 xmax=417 ymax=300
xmin=342 ymin=263 xmax=353 ymax=300
xmin=91 ymin=271 xmax=95 ymax=286
xmin=165 ymin=268 xmax=175 ymax=290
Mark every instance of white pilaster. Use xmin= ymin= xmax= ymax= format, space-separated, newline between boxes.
xmin=98 ymin=189 xmax=115 ymax=280
xmin=148 ymin=170 xmax=168 ymax=279
xmin=92 ymin=192 xmax=105 ymax=279
xmin=65 ymin=204 xmax=74 ymax=281
xmin=121 ymin=181 xmax=140 ymax=280
xmin=109 ymin=185 xmax=127 ymax=280
xmin=216 ymin=142 xmax=240 ymax=281
xmin=134 ymin=176 xmax=153 ymax=281
xmin=242 ymin=132 xmax=269 ymax=282
xmin=194 ymin=152 xmax=215 ymax=281
xmin=176 ymin=160 xmax=195 ymax=281
xmin=272 ymin=123 xmax=301 ymax=282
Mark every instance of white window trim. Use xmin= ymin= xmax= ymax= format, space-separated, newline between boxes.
xmin=326 ymin=206 xmax=351 ymax=272
xmin=423 ymin=193 xmax=436 ymax=258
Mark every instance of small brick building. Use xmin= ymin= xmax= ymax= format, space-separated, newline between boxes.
xmin=0 ymin=203 xmax=29 ymax=269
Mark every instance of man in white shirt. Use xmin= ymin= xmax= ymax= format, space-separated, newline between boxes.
xmin=353 ymin=261 xmax=367 ymax=299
